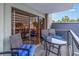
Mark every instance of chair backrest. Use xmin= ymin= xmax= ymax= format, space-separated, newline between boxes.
xmin=41 ymin=29 xmax=48 ymax=36
xmin=9 ymin=33 xmax=23 ymax=49
xmin=41 ymin=29 xmax=48 ymax=41
xmin=48 ymin=29 xmax=56 ymax=35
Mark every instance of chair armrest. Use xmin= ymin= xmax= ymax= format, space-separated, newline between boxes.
xmin=11 ymin=48 xmax=30 ymax=56
xmin=11 ymin=48 xmax=29 ymax=51
xmin=0 ymin=48 xmax=30 ymax=56
xmin=0 ymin=51 xmax=18 ymax=55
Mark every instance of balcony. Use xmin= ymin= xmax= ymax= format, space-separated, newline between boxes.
xmin=34 ymin=28 xmax=79 ymax=56
xmin=0 ymin=3 xmax=79 ymax=56
xmin=48 ymin=23 xmax=79 ymax=56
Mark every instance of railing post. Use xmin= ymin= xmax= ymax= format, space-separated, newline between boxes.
xmin=71 ymin=37 xmax=74 ymax=56
xmin=67 ymin=31 xmax=70 ymax=56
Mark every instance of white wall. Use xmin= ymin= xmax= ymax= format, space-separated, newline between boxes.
xmin=47 ymin=14 xmax=53 ymax=29
xmin=3 ymin=3 xmax=45 ymax=51
xmin=3 ymin=4 xmax=11 ymax=51
xmin=0 ymin=4 xmax=4 ymax=52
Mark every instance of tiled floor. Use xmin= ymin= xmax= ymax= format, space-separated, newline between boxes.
xmin=35 ymin=44 xmax=68 ymax=56
xmin=0 ymin=44 xmax=69 ymax=56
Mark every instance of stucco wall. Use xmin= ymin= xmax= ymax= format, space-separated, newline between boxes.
xmin=51 ymin=23 xmax=79 ymax=36
xmin=47 ymin=14 xmax=53 ymax=29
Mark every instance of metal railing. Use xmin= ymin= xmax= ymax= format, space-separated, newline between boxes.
xmin=69 ymin=30 xmax=79 ymax=56
xmin=55 ymin=29 xmax=79 ymax=56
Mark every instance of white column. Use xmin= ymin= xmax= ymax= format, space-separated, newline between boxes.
xmin=3 ymin=4 xmax=11 ymax=51
xmin=47 ymin=14 xmax=53 ymax=29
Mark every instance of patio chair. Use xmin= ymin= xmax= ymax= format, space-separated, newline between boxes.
xmin=0 ymin=33 xmax=39 ymax=56
xmin=41 ymin=29 xmax=48 ymax=50
xmin=48 ymin=29 xmax=64 ymax=40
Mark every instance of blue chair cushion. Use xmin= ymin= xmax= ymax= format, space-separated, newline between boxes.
xmin=53 ymin=35 xmax=65 ymax=41
xmin=17 ymin=44 xmax=37 ymax=56
xmin=53 ymin=35 xmax=63 ymax=39
xmin=48 ymin=33 xmax=65 ymax=41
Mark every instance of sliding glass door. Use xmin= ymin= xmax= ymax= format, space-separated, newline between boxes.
xmin=11 ymin=7 xmax=44 ymax=44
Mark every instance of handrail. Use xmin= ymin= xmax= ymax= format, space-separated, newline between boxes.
xmin=56 ymin=29 xmax=79 ymax=49
xmin=55 ymin=29 xmax=79 ymax=55
xmin=70 ymin=30 xmax=79 ymax=44
xmin=55 ymin=29 xmax=70 ymax=32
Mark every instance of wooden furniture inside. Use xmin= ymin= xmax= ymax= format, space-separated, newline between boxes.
xmin=11 ymin=7 xmax=45 ymax=44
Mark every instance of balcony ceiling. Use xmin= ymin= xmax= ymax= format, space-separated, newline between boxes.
xmin=27 ymin=3 xmax=73 ymax=14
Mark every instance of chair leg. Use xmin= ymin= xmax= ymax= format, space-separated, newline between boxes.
xmin=45 ymin=43 xmax=48 ymax=56
xmin=44 ymin=42 xmax=46 ymax=50
xmin=45 ymin=49 xmax=48 ymax=56
xmin=57 ymin=45 xmax=61 ymax=56
xmin=47 ymin=43 xmax=51 ymax=55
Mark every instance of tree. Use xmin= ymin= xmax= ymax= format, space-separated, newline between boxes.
xmin=69 ymin=19 xmax=75 ymax=22
xmin=77 ymin=18 xmax=79 ymax=22
xmin=61 ymin=16 xmax=70 ymax=23
xmin=56 ymin=20 xmax=61 ymax=23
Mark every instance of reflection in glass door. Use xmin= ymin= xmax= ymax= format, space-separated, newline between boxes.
xmin=11 ymin=8 xmax=45 ymax=44
xmin=30 ymin=17 xmax=40 ymax=44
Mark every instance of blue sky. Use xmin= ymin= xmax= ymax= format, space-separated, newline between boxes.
xmin=52 ymin=3 xmax=79 ymax=21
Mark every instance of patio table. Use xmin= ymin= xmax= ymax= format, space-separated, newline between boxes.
xmin=47 ymin=36 xmax=67 ymax=45
xmin=45 ymin=36 xmax=67 ymax=56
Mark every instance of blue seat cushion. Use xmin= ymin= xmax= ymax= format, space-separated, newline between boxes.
xmin=53 ymin=35 xmax=65 ymax=41
xmin=17 ymin=44 xmax=37 ymax=56
xmin=53 ymin=35 xmax=63 ymax=39
xmin=48 ymin=33 xmax=65 ymax=41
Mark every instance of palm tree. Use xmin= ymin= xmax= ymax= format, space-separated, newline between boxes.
xmin=61 ymin=16 xmax=70 ymax=23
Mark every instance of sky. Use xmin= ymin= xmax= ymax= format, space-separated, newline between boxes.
xmin=52 ymin=3 xmax=79 ymax=21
